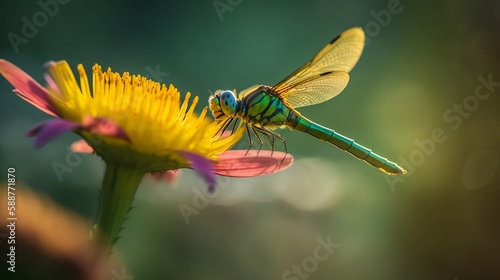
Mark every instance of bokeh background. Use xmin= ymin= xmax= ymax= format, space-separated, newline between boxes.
xmin=1 ymin=0 xmax=499 ymax=279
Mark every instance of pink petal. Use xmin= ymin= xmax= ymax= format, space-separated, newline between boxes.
xmin=26 ymin=119 xmax=81 ymax=148
xmin=70 ymin=140 xmax=94 ymax=153
xmin=149 ymin=170 xmax=182 ymax=184
xmin=82 ymin=116 xmax=131 ymax=142
xmin=165 ymin=170 xmax=181 ymax=183
xmin=213 ymin=150 xmax=294 ymax=177
xmin=178 ymin=151 xmax=217 ymax=193
xmin=218 ymin=130 xmax=234 ymax=139
xmin=0 ymin=59 xmax=59 ymax=117
xmin=44 ymin=73 xmax=62 ymax=97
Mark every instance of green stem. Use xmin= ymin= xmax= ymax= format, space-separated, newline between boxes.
xmin=96 ymin=162 xmax=145 ymax=248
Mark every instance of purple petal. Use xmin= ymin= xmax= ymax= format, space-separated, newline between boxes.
xmin=82 ymin=116 xmax=131 ymax=142
xmin=178 ymin=151 xmax=217 ymax=193
xmin=26 ymin=119 xmax=81 ymax=148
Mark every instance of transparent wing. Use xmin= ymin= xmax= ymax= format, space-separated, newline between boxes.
xmin=273 ymin=27 xmax=365 ymax=102
xmin=278 ymin=71 xmax=350 ymax=108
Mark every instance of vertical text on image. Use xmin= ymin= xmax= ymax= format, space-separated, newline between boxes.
xmin=6 ymin=167 xmax=17 ymax=273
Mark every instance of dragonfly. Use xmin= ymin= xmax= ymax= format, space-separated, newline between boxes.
xmin=208 ymin=27 xmax=406 ymax=175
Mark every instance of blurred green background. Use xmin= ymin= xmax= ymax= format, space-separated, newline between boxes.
xmin=1 ymin=0 xmax=499 ymax=279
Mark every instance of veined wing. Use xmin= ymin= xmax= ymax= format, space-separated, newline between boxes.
xmin=273 ymin=27 xmax=365 ymax=108
xmin=278 ymin=71 xmax=350 ymax=108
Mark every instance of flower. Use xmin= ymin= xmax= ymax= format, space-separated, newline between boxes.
xmin=0 ymin=59 xmax=293 ymax=248
xmin=0 ymin=59 xmax=260 ymax=185
xmin=1 ymin=59 xmax=245 ymax=176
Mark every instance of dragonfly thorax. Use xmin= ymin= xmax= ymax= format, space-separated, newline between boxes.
xmin=209 ymin=89 xmax=240 ymax=120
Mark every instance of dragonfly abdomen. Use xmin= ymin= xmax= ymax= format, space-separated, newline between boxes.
xmin=291 ymin=115 xmax=406 ymax=175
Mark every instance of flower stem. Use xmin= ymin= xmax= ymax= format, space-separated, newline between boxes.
xmin=96 ymin=162 xmax=145 ymax=248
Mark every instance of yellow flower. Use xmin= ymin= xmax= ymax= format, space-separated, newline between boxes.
xmin=48 ymin=61 xmax=245 ymax=170
xmin=0 ymin=59 xmax=249 ymax=247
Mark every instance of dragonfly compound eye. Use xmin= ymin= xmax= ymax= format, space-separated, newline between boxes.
xmin=219 ymin=90 xmax=237 ymax=116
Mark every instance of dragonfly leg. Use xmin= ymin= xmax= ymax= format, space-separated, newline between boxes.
xmin=272 ymin=132 xmax=287 ymax=164
xmin=250 ymin=127 xmax=265 ymax=155
xmin=214 ymin=117 xmax=235 ymax=142
xmin=252 ymin=126 xmax=273 ymax=156
xmin=267 ymin=133 xmax=275 ymax=156
xmin=258 ymin=128 xmax=275 ymax=156
xmin=244 ymin=123 xmax=254 ymax=156
xmin=252 ymin=126 xmax=288 ymax=163
xmin=230 ymin=117 xmax=239 ymax=134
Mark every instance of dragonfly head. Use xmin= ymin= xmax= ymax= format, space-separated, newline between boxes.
xmin=209 ymin=90 xmax=238 ymax=120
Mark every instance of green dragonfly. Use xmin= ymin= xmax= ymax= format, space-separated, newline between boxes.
xmin=209 ymin=27 xmax=406 ymax=175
